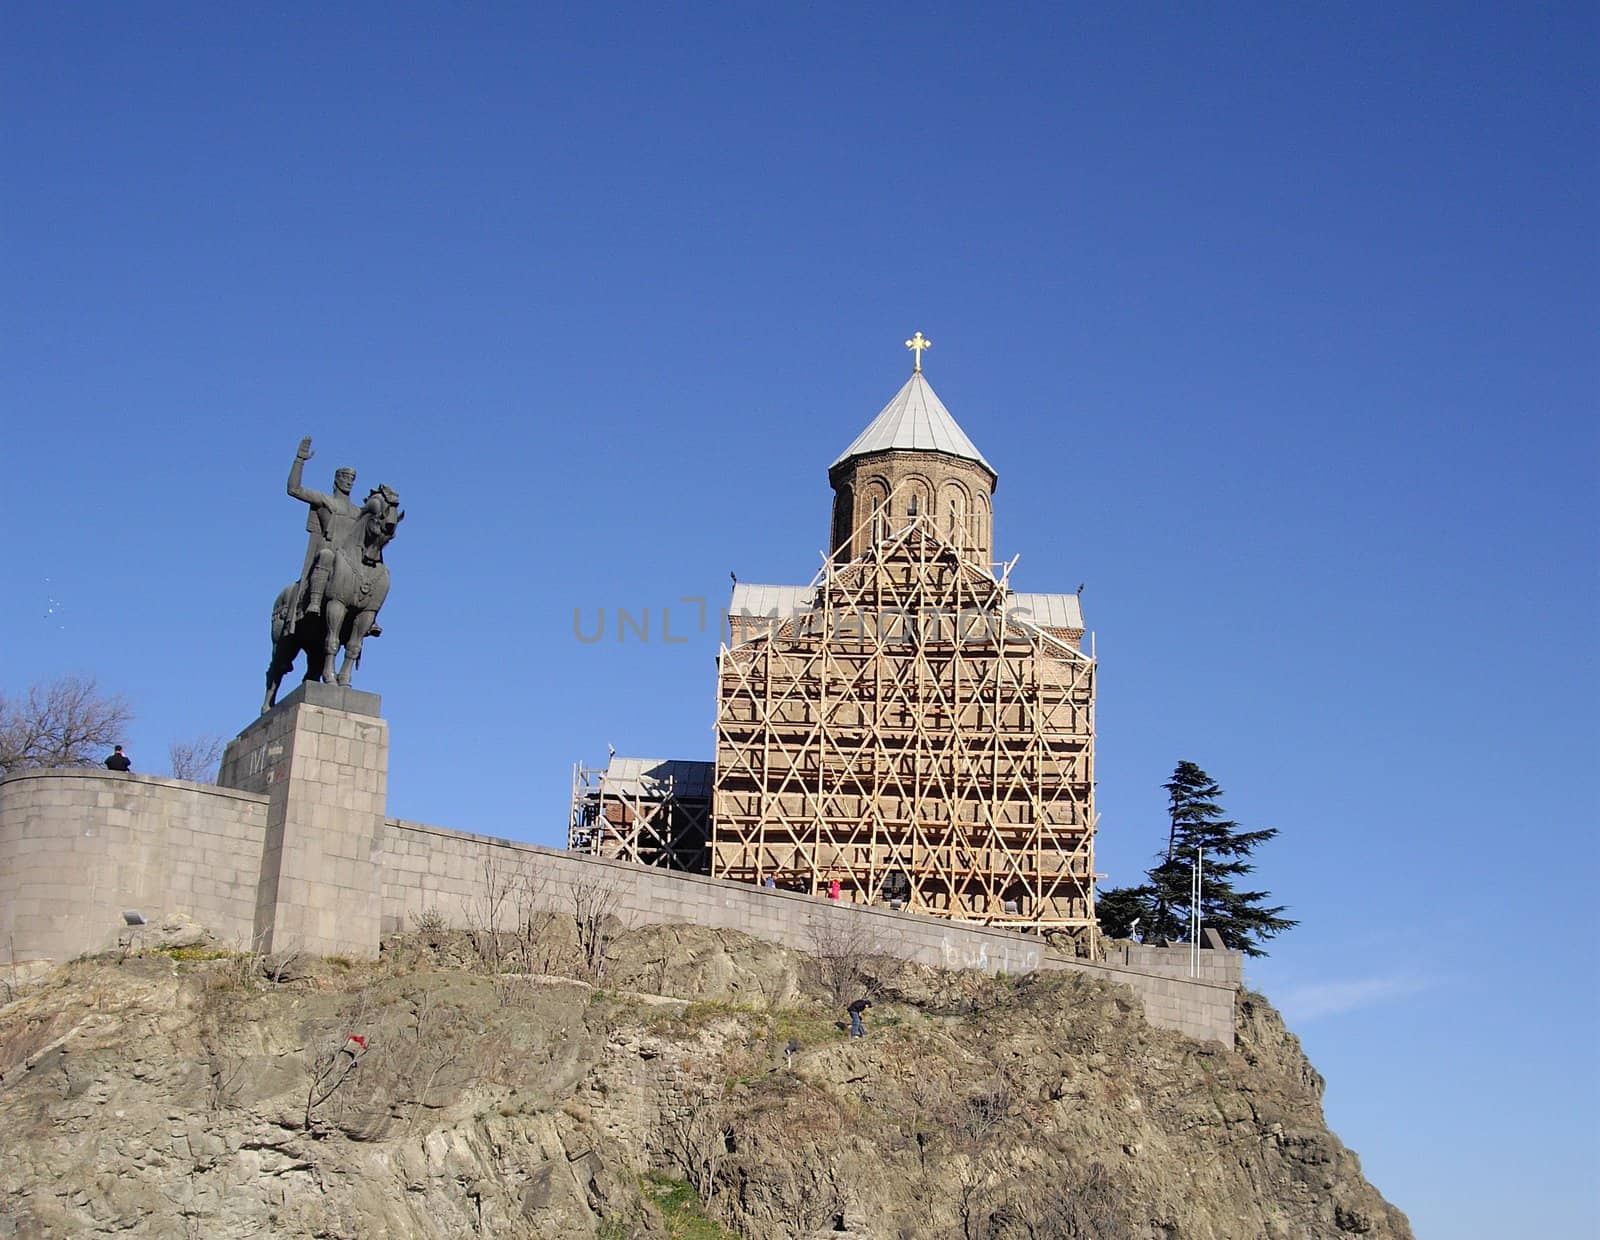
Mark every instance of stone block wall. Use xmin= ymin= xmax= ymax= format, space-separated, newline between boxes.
xmin=0 ymin=769 xmax=268 ymax=964
xmin=380 ymin=818 xmax=1238 ymax=1046
xmin=0 ymin=728 xmax=1239 ymax=1047
xmin=1106 ymin=942 xmax=1244 ymax=987
xmin=218 ymin=683 xmax=387 ymax=956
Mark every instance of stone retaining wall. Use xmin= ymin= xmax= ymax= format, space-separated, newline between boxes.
xmin=1106 ymin=942 xmax=1243 ymax=987
xmin=1 ymin=724 xmax=1240 ymax=1048
xmin=381 ymin=817 xmax=1237 ymax=1046
xmin=0 ymin=769 xmax=268 ymax=964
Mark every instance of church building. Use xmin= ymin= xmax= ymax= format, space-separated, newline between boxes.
xmin=573 ymin=337 xmax=1097 ymax=943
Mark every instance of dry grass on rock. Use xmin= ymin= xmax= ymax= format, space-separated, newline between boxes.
xmin=0 ymin=922 xmax=1410 ymax=1239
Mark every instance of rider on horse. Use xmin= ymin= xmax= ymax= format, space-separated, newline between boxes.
xmin=287 ymin=438 xmax=379 ymax=637
xmin=263 ymin=438 xmax=403 ymax=713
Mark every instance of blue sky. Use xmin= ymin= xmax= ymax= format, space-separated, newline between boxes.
xmin=2 ymin=5 xmax=1594 ymax=1234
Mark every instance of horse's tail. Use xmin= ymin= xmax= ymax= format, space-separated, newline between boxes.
xmin=270 ymin=584 xmax=297 ymax=647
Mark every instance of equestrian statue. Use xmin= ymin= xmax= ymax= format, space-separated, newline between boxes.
xmin=262 ymin=437 xmax=404 ymax=713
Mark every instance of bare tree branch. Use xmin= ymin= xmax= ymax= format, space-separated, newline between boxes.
xmin=168 ymin=733 xmax=226 ymax=783
xmin=571 ymin=873 xmax=620 ymax=981
xmin=462 ymin=855 xmax=559 ymax=1002
xmin=0 ymin=676 xmax=134 ymax=775
xmin=661 ymin=1078 xmax=733 ymax=1205
xmin=807 ymin=916 xmax=875 ymax=1007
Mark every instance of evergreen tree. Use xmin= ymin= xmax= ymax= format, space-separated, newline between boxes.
xmin=1093 ymin=883 xmax=1155 ymax=940
xmin=1096 ymin=761 xmax=1296 ymax=957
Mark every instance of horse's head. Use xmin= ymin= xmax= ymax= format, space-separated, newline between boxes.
xmin=360 ymin=485 xmax=404 ymax=564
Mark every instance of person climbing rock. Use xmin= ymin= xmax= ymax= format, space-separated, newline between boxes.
xmin=847 ymin=997 xmax=871 ymax=1039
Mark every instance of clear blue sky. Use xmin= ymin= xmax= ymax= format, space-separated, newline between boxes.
xmin=3 ymin=5 xmax=1594 ymax=1234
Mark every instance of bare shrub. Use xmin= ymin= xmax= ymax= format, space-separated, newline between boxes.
xmin=905 ymin=1071 xmax=954 ymax=1169
xmin=646 ymin=951 xmax=670 ymax=995
xmin=411 ymin=906 xmax=447 ymax=940
xmin=304 ymin=1049 xmax=358 ymax=1131
xmin=189 ymin=951 xmax=261 ymax=1116
xmin=300 ymin=984 xmax=473 ymax=1138
xmin=2 ymin=935 xmax=20 ymax=1005
xmin=954 ymin=1080 xmax=1014 ymax=1148
xmin=260 ymin=949 xmax=304 ymax=986
xmin=511 ymin=880 xmax=562 ymax=977
xmin=983 ymin=1163 xmax=1131 ymax=1240
xmin=168 ymin=734 xmax=226 ymax=782
xmin=571 ymin=873 xmax=621 ymax=980
xmin=0 ymin=676 xmax=133 ymax=775
xmin=387 ymin=987 xmax=470 ymax=1133
xmin=660 ymin=1077 xmax=732 ymax=1204
xmin=203 ymin=1040 xmax=249 ymax=1114
xmin=464 ymin=855 xmax=517 ymax=974
xmin=463 ymin=855 xmax=560 ymax=998
xmin=303 ymin=988 xmax=376 ymax=1131
xmin=956 ymin=1153 xmax=1002 ymax=1240
xmin=807 ymin=916 xmax=874 ymax=1008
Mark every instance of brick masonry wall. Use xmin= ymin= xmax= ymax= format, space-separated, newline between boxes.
xmin=0 ymin=769 xmax=269 ymax=964
xmin=380 ymin=818 xmax=1238 ymax=1046
xmin=829 ymin=449 xmax=996 ymax=562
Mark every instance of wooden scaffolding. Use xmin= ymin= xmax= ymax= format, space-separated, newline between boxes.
xmin=711 ymin=499 xmax=1097 ymax=940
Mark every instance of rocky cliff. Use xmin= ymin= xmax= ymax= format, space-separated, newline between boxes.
xmin=0 ymin=919 xmax=1409 ymax=1239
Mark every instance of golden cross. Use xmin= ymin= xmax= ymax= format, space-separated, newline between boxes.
xmin=905 ymin=331 xmax=931 ymax=372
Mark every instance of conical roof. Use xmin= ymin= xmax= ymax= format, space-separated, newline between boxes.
xmin=831 ymin=372 xmax=993 ymax=474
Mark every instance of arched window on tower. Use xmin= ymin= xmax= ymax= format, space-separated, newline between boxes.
xmin=902 ymin=479 xmax=931 ymax=529
xmin=831 ymin=484 xmax=854 ymax=560
xmin=863 ymin=479 xmax=889 ymax=544
xmin=943 ymin=483 xmax=969 ymax=550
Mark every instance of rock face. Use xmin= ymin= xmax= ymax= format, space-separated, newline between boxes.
xmin=0 ymin=923 xmax=1410 ymax=1239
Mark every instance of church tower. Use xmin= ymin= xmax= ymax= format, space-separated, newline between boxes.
xmin=827 ymin=356 xmax=997 ymax=563
xmin=713 ymin=337 xmax=1098 ymax=944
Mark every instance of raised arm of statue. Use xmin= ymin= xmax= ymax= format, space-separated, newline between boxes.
xmin=287 ymin=436 xmax=325 ymax=507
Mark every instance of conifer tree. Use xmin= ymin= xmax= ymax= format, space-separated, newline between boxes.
xmin=1092 ymin=883 xmax=1155 ymax=941
xmin=1097 ymin=761 xmax=1295 ymax=957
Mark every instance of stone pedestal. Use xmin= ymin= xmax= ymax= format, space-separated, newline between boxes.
xmin=219 ymin=682 xmax=387 ymax=957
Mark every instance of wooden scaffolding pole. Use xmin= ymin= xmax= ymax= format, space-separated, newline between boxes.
xmin=712 ymin=492 xmax=1096 ymax=941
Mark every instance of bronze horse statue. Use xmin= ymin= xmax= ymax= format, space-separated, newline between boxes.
xmin=263 ymin=486 xmax=403 ymax=712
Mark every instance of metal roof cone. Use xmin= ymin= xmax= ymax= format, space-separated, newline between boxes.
xmin=831 ymin=371 xmax=993 ymax=472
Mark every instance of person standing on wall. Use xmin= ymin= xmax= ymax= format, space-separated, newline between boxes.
xmin=104 ymin=745 xmax=131 ymax=772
